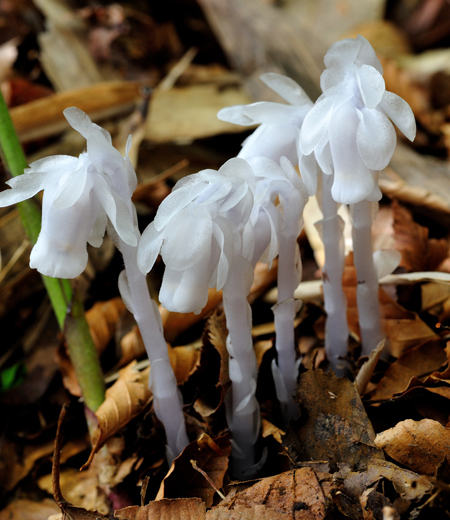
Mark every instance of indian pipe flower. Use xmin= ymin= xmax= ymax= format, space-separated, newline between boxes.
xmin=137 ymin=157 xmax=255 ymax=314
xmin=0 ymin=108 xmax=137 ymax=278
xmin=218 ymin=73 xmax=318 ymax=196
xmin=300 ymin=34 xmax=416 ymax=205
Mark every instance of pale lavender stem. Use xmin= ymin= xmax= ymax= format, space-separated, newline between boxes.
xmin=320 ymin=172 xmax=349 ymax=373
xmin=350 ymin=200 xmax=383 ymax=356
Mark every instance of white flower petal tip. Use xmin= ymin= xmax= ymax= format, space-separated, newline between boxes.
xmin=63 ymin=107 xmax=94 ymax=139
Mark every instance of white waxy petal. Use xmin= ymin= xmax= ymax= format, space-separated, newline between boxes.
xmin=329 ymin=101 xmax=375 ymax=204
xmin=357 ymin=107 xmax=396 ymax=170
xmin=171 ymin=247 xmax=212 ymax=314
xmin=160 ymin=207 xmax=213 ymax=271
xmin=52 ymin=162 xmax=89 ymax=210
xmin=92 ymin=123 xmax=112 ymax=144
xmin=28 ymin=154 xmax=79 ymax=174
xmin=356 ymin=64 xmax=385 ymax=109
xmin=30 ymin=183 xmax=96 ymax=278
xmin=298 ymin=152 xmax=318 ymax=196
xmin=159 ymin=267 xmax=183 ymax=311
xmin=299 ymin=95 xmax=335 ymax=155
xmin=64 ymin=107 xmax=94 ymax=139
xmin=238 ymin=124 xmax=298 ymax=164
xmin=87 ymin=132 xmax=125 ymax=178
xmin=137 ymin=222 xmax=164 ymax=274
xmin=379 ymin=91 xmax=416 ymax=142
xmin=260 ymin=72 xmax=313 ymax=107
xmin=0 ymin=169 xmax=50 ymax=206
xmin=217 ymin=105 xmax=255 ymax=126
xmin=219 ymin=157 xmax=256 ymax=192
xmin=154 ymin=181 xmax=205 ymax=231
xmin=242 ymin=101 xmax=301 ymax=125
xmin=313 ymin=139 xmax=333 ymax=175
xmin=91 ymin=172 xmax=137 ymax=246
xmin=324 ymin=37 xmax=361 ymax=69
xmin=320 ymin=66 xmax=347 ymax=92
xmin=87 ymin=207 xmax=107 ymax=247
xmin=355 ymin=35 xmax=383 ymax=74
xmin=212 ymin=219 xmax=234 ymax=289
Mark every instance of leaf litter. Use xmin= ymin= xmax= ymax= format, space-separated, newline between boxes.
xmin=4 ymin=1 xmax=450 ymax=519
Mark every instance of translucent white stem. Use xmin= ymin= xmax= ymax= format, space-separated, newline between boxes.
xmin=321 ymin=173 xmax=349 ymax=373
xmin=113 ymin=165 xmax=188 ymax=462
xmin=222 ymin=256 xmax=261 ymax=479
xmin=350 ymin=200 xmax=383 ymax=356
xmin=272 ymin=201 xmax=302 ymax=422
xmin=120 ymin=241 xmax=189 ymax=461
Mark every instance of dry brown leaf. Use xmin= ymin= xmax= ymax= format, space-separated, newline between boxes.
xmin=85 ymin=361 xmax=152 ymax=468
xmin=392 ymin=201 xmax=448 ymax=273
xmin=10 ymin=81 xmax=142 ymax=142
xmin=167 ymin=343 xmax=202 ymax=385
xmin=119 ymin=325 xmax=147 ymax=367
xmin=207 ymin=505 xmax=290 ymax=520
xmin=285 ymin=369 xmax=383 ymax=470
xmin=375 ymin=419 xmax=450 ymax=476
xmin=156 ymin=435 xmax=231 ymax=507
xmin=261 ymin=419 xmax=285 ymax=444
xmin=86 ymin=297 xmax=126 ymax=354
xmin=0 ymin=499 xmax=60 ymax=520
xmin=368 ymin=339 xmax=447 ymax=401
xmin=115 ymin=497 xmax=206 ymax=520
xmin=145 ymin=84 xmax=251 ymax=143
xmin=218 ymin=468 xmax=326 ymax=520
xmin=161 ymin=288 xmax=224 ymax=343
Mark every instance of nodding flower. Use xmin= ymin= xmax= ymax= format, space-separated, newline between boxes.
xmin=218 ymin=73 xmax=318 ymax=196
xmin=300 ymin=34 xmax=416 ymax=205
xmin=0 ymin=107 xmax=137 ymax=279
xmin=137 ymin=157 xmax=256 ymax=314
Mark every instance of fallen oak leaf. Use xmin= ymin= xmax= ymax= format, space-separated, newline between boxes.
xmin=206 ymin=505 xmax=291 ymax=520
xmin=375 ymin=419 xmax=450 ymax=476
xmin=217 ymin=467 xmax=326 ymax=520
xmin=115 ymin=498 xmax=206 ymax=520
xmin=285 ymin=369 xmax=384 ymax=471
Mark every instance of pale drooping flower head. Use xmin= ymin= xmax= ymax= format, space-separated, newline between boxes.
xmin=246 ymin=156 xmax=308 ymax=268
xmin=137 ymin=158 xmax=255 ymax=314
xmin=300 ymin=35 xmax=416 ymax=205
xmin=218 ymin=73 xmax=318 ymax=195
xmin=0 ymin=108 xmax=138 ymax=278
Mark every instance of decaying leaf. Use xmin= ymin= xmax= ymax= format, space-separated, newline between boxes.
xmin=367 ymin=339 xmax=447 ymax=401
xmin=218 ymin=468 xmax=326 ymax=520
xmin=85 ymin=362 xmax=152 ymax=468
xmin=392 ymin=201 xmax=448 ymax=273
xmin=375 ymin=419 xmax=450 ymax=476
xmin=145 ymin=84 xmax=251 ymax=143
xmin=206 ymin=505 xmax=290 ymax=520
xmin=261 ymin=419 xmax=285 ymax=445
xmin=156 ymin=435 xmax=231 ymax=507
xmin=285 ymin=369 xmax=384 ymax=470
xmin=86 ymin=297 xmax=126 ymax=353
xmin=0 ymin=499 xmax=60 ymax=520
xmin=115 ymin=497 xmax=206 ymax=520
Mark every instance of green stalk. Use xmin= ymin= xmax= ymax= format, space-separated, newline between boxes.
xmin=0 ymin=91 xmax=105 ymax=411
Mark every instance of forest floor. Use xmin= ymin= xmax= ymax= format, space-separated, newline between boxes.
xmin=2 ymin=0 xmax=450 ymax=519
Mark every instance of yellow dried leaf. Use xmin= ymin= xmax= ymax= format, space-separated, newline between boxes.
xmin=375 ymin=419 xmax=450 ymax=476
xmin=207 ymin=506 xmax=290 ymax=520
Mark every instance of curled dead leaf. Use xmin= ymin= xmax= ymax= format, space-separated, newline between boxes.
xmin=86 ymin=297 xmax=126 ymax=354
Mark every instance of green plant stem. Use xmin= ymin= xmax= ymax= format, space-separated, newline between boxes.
xmin=0 ymin=91 xmax=105 ymax=412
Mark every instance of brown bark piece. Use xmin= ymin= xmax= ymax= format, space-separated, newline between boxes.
xmin=285 ymin=370 xmax=383 ymax=470
xmin=219 ymin=468 xmax=325 ymax=520
xmin=375 ymin=419 xmax=450 ymax=476
xmin=115 ymin=498 xmax=206 ymax=520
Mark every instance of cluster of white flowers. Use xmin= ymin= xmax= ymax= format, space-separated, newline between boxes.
xmin=0 ymin=34 xmax=417 ymax=477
